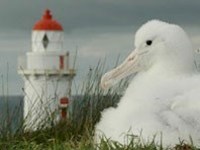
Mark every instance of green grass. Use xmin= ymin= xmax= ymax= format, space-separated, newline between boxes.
xmin=0 ymin=62 xmax=199 ymax=150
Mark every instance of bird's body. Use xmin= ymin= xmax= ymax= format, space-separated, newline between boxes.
xmin=95 ymin=20 xmax=200 ymax=146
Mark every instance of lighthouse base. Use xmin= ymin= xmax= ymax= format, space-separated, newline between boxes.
xmin=23 ymin=75 xmax=72 ymax=130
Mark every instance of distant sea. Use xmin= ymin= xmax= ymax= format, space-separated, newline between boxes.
xmin=0 ymin=96 xmax=23 ymax=133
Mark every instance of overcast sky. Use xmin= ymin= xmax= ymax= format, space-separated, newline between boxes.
xmin=0 ymin=0 xmax=200 ymax=95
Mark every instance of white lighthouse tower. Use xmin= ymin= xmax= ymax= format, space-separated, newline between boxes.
xmin=18 ymin=9 xmax=75 ymax=129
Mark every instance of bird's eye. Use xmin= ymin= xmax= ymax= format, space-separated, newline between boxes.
xmin=146 ymin=40 xmax=152 ymax=46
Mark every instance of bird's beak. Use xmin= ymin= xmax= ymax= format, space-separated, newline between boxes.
xmin=101 ymin=49 xmax=142 ymax=89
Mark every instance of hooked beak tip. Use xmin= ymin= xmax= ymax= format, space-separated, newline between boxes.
xmin=100 ymin=78 xmax=109 ymax=90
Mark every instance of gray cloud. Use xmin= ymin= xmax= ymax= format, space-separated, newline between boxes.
xmin=0 ymin=0 xmax=199 ymax=31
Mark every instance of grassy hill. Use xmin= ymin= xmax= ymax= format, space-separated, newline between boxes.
xmin=0 ymin=64 xmax=198 ymax=150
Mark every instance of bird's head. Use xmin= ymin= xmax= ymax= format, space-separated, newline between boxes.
xmin=101 ymin=20 xmax=195 ymax=89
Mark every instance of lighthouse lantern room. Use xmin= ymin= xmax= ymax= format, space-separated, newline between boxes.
xmin=18 ymin=9 xmax=76 ymax=130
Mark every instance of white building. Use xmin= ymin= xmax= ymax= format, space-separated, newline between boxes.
xmin=18 ymin=9 xmax=75 ymax=130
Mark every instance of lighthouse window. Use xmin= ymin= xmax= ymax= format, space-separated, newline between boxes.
xmin=42 ymin=34 xmax=49 ymax=49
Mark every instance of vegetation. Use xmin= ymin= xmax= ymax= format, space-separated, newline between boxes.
xmin=0 ymin=62 xmax=198 ymax=150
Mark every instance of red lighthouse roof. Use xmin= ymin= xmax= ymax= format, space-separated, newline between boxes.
xmin=33 ymin=9 xmax=63 ymax=31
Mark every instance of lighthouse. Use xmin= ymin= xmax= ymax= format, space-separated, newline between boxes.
xmin=18 ymin=10 xmax=76 ymax=129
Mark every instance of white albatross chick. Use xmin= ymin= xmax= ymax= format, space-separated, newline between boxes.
xmin=95 ymin=20 xmax=200 ymax=147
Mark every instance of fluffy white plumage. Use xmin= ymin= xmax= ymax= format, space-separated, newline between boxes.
xmin=95 ymin=20 xmax=200 ymax=147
